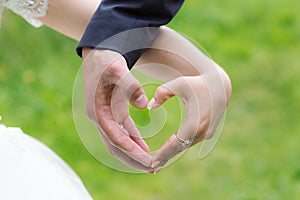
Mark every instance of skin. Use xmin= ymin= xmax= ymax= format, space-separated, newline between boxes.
xmin=39 ymin=0 xmax=100 ymax=41
xmin=37 ymin=0 xmax=232 ymax=173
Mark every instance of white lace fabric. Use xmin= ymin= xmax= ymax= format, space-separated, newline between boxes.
xmin=0 ymin=0 xmax=48 ymax=27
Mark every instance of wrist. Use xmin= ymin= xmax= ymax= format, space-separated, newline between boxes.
xmin=82 ymin=48 xmax=93 ymax=60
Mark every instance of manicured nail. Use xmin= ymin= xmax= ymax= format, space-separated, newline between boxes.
xmin=147 ymin=98 xmax=155 ymax=110
xmin=135 ymin=94 xmax=145 ymax=102
xmin=147 ymin=98 xmax=160 ymax=110
xmin=151 ymin=161 xmax=161 ymax=169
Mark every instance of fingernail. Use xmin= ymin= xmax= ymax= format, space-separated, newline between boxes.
xmin=135 ymin=94 xmax=145 ymax=102
xmin=147 ymin=98 xmax=160 ymax=110
xmin=151 ymin=161 xmax=161 ymax=169
xmin=147 ymin=98 xmax=155 ymax=110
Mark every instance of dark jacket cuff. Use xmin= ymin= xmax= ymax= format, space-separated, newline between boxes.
xmin=76 ymin=0 xmax=184 ymax=68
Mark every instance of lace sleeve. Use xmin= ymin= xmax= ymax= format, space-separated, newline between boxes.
xmin=0 ymin=0 xmax=48 ymax=27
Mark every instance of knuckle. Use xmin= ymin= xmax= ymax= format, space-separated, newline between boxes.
xmin=106 ymin=63 xmax=120 ymax=76
xmin=104 ymin=62 xmax=127 ymax=82
xmin=124 ymin=83 xmax=142 ymax=100
xmin=125 ymin=81 xmax=140 ymax=92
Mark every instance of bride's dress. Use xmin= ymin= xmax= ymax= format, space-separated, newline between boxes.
xmin=0 ymin=122 xmax=93 ymax=200
xmin=0 ymin=1 xmax=93 ymax=199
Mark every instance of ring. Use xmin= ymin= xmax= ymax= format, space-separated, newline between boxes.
xmin=174 ymin=133 xmax=191 ymax=148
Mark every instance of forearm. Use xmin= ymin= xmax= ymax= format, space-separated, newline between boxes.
xmin=135 ymin=27 xmax=232 ymax=102
xmin=135 ymin=27 xmax=226 ymax=79
xmin=137 ymin=47 xmax=230 ymax=90
xmin=38 ymin=0 xmax=100 ymax=41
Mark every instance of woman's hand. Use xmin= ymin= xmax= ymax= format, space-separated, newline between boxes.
xmin=149 ymin=69 xmax=231 ymax=173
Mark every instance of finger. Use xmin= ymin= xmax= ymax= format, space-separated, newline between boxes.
xmin=152 ymin=115 xmax=211 ymax=171
xmin=151 ymin=115 xmax=198 ymax=168
xmin=96 ymin=105 xmax=152 ymax=167
xmin=111 ymin=87 xmax=150 ymax=153
xmin=116 ymin=71 xmax=148 ymax=109
xmin=151 ymin=102 xmax=206 ymax=173
xmin=151 ymin=134 xmax=186 ymax=173
xmin=147 ymin=85 xmax=175 ymax=110
xmin=123 ymin=116 xmax=150 ymax=153
xmin=147 ymin=77 xmax=189 ymax=110
xmin=97 ymin=126 xmax=153 ymax=173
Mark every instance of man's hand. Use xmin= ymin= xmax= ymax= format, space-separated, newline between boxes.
xmin=82 ymin=48 xmax=152 ymax=172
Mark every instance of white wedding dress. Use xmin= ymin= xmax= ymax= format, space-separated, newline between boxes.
xmin=0 ymin=122 xmax=93 ymax=200
xmin=0 ymin=1 xmax=93 ymax=199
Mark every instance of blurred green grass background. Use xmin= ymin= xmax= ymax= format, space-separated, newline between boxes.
xmin=0 ymin=0 xmax=300 ymax=199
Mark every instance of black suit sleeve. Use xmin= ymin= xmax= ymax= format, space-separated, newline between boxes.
xmin=76 ymin=0 xmax=184 ymax=68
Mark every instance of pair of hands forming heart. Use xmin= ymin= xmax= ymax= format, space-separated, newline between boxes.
xmin=81 ymin=27 xmax=231 ymax=174
xmin=82 ymin=46 xmax=231 ymax=174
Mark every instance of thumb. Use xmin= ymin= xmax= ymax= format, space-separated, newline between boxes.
xmin=116 ymin=71 xmax=148 ymax=108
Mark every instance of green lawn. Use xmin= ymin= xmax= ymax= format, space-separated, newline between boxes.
xmin=1 ymin=0 xmax=300 ymax=199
